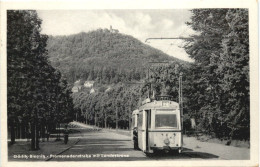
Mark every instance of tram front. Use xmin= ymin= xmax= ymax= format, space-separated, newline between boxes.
xmin=141 ymin=98 xmax=183 ymax=154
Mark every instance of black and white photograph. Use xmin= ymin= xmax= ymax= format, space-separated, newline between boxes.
xmin=0 ymin=0 xmax=258 ymax=166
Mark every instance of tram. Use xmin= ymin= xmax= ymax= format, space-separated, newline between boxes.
xmin=131 ymin=96 xmax=183 ymax=153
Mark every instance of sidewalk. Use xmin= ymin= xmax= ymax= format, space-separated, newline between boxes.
xmin=8 ymin=122 xmax=104 ymax=161
xmin=183 ymin=136 xmax=250 ymax=160
xmin=8 ymin=136 xmax=80 ymax=161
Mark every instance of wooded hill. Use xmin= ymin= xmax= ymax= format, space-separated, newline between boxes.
xmin=46 ymin=29 xmax=187 ymax=130
xmin=46 ymin=29 xmax=187 ymax=85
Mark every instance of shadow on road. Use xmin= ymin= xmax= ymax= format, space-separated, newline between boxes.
xmin=75 ymin=136 xmax=219 ymax=160
xmin=146 ymin=147 xmax=219 ymax=160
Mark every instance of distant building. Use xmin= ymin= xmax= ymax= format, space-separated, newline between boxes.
xmin=72 ymin=85 xmax=82 ymax=93
xmin=90 ymin=88 xmax=95 ymax=94
xmin=72 ymin=80 xmax=95 ymax=93
xmin=84 ymin=81 xmax=95 ymax=88
xmin=72 ymin=79 xmax=83 ymax=93
xmin=71 ymin=86 xmax=78 ymax=93
xmin=74 ymin=79 xmax=81 ymax=85
xmin=110 ymin=25 xmax=119 ymax=33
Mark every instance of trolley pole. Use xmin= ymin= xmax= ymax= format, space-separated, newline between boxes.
xmin=148 ymin=61 xmax=170 ymax=98
xmin=179 ymin=73 xmax=183 ymax=145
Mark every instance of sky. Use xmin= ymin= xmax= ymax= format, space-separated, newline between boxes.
xmin=37 ymin=10 xmax=196 ymax=62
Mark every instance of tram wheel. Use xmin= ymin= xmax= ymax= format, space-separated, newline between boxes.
xmin=170 ymin=149 xmax=179 ymax=155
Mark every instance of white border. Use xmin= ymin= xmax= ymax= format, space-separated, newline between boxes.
xmin=0 ymin=0 xmax=258 ymax=166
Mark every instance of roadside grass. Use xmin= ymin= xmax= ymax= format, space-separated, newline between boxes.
xmin=185 ymin=134 xmax=250 ymax=148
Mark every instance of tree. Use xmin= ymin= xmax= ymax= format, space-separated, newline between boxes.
xmin=183 ymin=9 xmax=249 ymax=140
xmin=8 ymin=10 xmax=49 ymax=148
xmin=7 ymin=10 xmax=75 ymax=149
xmin=216 ymin=9 xmax=249 ymax=140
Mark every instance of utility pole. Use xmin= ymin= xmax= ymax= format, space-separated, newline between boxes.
xmin=128 ymin=92 xmax=132 ymax=130
xmin=179 ymin=72 xmax=183 ymax=145
xmin=116 ymin=106 xmax=118 ymax=130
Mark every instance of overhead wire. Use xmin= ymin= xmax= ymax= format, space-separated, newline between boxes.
xmin=165 ymin=25 xmax=190 ymax=54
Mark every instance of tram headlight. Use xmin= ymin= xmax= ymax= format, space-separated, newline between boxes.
xmin=164 ymin=138 xmax=170 ymax=146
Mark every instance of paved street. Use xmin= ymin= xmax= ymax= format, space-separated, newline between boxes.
xmin=48 ymin=123 xmax=220 ymax=161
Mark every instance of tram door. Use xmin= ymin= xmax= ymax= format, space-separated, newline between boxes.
xmin=138 ymin=110 xmax=150 ymax=152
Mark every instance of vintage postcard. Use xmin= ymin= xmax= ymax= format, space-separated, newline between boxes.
xmin=0 ymin=0 xmax=258 ymax=166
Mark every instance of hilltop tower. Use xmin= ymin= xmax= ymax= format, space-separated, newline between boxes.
xmin=109 ymin=25 xmax=119 ymax=33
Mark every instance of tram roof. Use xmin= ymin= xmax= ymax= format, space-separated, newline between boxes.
xmin=139 ymin=100 xmax=179 ymax=110
xmin=132 ymin=109 xmax=139 ymax=115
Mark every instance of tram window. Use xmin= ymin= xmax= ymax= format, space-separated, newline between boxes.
xmin=138 ymin=113 xmax=143 ymax=127
xmin=131 ymin=116 xmax=135 ymax=127
xmin=155 ymin=114 xmax=177 ymax=128
xmin=146 ymin=110 xmax=151 ymax=128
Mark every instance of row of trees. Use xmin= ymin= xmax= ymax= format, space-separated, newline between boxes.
xmin=72 ymin=84 xmax=141 ymax=129
xmin=72 ymin=62 xmax=185 ymax=129
xmin=7 ymin=10 xmax=74 ymax=150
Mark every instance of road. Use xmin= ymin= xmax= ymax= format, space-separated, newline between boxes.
xmin=49 ymin=126 xmax=220 ymax=161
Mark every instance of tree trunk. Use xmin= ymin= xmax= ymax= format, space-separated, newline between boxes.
xmin=95 ymin=112 xmax=97 ymax=127
xmin=116 ymin=108 xmax=118 ymax=130
xmin=15 ymin=125 xmax=18 ymax=139
xmin=31 ymin=121 xmax=40 ymax=150
xmin=19 ymin=123 xmax=22 ymax=139
xmin=36 ymin=122 xmax=39 ymax=149
xmin=21 ymin=124 xmax=26 ymax=139
xmin=31 ymin=121 xmax=35 ymax=150
xmin=10 ymin=121 xmax=15 ymax=145
xmin=85 ymin=113 xmax=87 ymax=124
xmin=105 ymin=112 xmax=107 ymax=128
xmin=41 ymin=124 xmax=45 ymax=142
xmin=56 ymin=123 xmax=61 ymax=141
